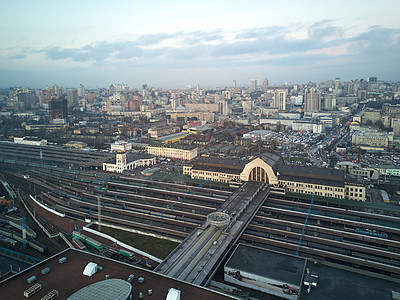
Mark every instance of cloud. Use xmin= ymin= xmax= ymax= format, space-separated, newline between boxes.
xmin=307 ymin=20 xmax=344 ymax=41
xmin=4 ymin=21 xmax=400 ymax=87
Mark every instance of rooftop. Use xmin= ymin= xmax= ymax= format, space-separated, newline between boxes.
xmin=277 ymin=164 xmax=345 ymax=183
xmin=225 ymin=244 xmax=306 ymax=286
xmin=149 ymin=142 xmax=197 ymax=150
xmin=0 ymin=249 xmax=234 ymax=300
xmin=158 ymin=131 xmax=191 ymax=142
xmin=300 ymin=261 xmax=400 ymax=300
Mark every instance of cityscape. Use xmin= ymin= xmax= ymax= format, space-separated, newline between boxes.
xmin=1 ymin=1 xmax=400 ymax=300
xmin=0 ymin=76 xmax=400 ymax=299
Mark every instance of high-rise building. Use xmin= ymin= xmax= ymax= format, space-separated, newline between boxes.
xmin=392 ymin=119 xmax=400 ymax=137
xmin=115 ymin=83 xmax=128 ymax=92
xmin=232 ymin=80 xmax=237 ymax=89
xmin=171 ymin=98 xmax=178 ymax=110
xmin=52 ymin=84 xmax=59 ymax=97
xmin=218 ymin=99 xmax=229 ymax=115
xmin=262 ymin=78 xmax=269 ymax=91
xmin=334 ymin=77 xmax=341 ymax=95
xmin=87 ymin=92 xmax=95 ymax=103
xmin=242 ymin=100 xmax=253 ymax=113
xmin=324 ymin=94 xmax=337 ymax=110
xmin=67 ymin=89 xmax=78 ymax=109
xmin=304 ymin=88 xmax=321 ymax=112
xmin=77 ymin=84 xmax=85 ymax=98
xmin=49 ymin=98 xmax=67 ymax=124
xmin=273 ymin=89 xmax=286 ymax=111
xmin=250 ymin=79 xmax=257 ymax=91
xmin=109 ymin=84 xmax=115 ymax=95
xmin=290 ymin=95 xmax=303 ymax=106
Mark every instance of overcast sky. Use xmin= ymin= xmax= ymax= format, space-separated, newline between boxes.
xmin=1 ymin=0 xmax=399 ymax=89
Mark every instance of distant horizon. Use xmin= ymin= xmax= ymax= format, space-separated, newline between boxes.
xmin=2 ymin=75 xmax=397 ymax=91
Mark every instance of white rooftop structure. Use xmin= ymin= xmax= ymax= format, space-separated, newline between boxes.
xmin=166 ymin=288 xmax=181 ymax=300
xmin=83 ymin=262 xmax=98 ymax=277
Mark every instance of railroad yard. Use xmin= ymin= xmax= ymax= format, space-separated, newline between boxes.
xmin=1 ymin=142 xmax=400 ymax=298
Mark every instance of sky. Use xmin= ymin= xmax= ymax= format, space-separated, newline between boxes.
xmin=0 ymin=0 xmax=399 ymax=89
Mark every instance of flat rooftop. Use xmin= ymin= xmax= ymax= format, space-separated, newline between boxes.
xmin=0 ymin=248 xmax=235 ymax=300
xmin=225 ymin=244 xmax=306 ymax=287
xmin=300 ymin=261 xmax=400 ymax=300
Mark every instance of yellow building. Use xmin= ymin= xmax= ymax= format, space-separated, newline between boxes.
xmin=184 ymin=153 xmax=366 ymax=201
xmin=184 ymin=153 xmax=282 ymax=185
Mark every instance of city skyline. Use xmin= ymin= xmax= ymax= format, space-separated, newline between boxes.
xmin=1 ymin=1 xmax=399 ymax=88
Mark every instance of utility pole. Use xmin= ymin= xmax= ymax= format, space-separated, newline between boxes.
xmin=22 ymin=218 xmax=27 ymax=249
xmin=97 ymin=195 xmax=102 ymax=231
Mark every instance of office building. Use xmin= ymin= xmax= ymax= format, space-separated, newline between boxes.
xmin=304 ymin=88 xmax=321 ymax=113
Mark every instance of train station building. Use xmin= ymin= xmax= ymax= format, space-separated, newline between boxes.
xmin=183 ymin=152 xmax=366 ymax=201
xmin=103 ymin=151 xmax=156 ymax=173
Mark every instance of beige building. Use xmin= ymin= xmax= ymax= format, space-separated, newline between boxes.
xmin=184 ymin=153 xmax=366 ymax=201
xmin=184 ymin=153 xmax=281 ymax=185
xmin=103 ymin=152 xmax=156 ymax=173
xmin=184 ymin=103 xmax=219 ymax=112
xmin=65 ymin=141 xmax=88 ymax=149
xmin=148 ymin=143 xmax=198 ymax=160
xmin=362 ymin=109 xmax=381 ymax=124
xmin=277 ymin=164 xmax=365 ymax=201
xmin=148 ymin=126 xmax=180 ymax=138
xmin=166 ymin=110 xmax=215 ymax=123
xmin=110 ymin=141 xmax=132 ymax=152
xmin=351 ymin=131 xmax=393 ymax=150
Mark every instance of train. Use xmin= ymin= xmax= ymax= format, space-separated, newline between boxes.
xmin=72 ymin=231 xmax=103 ymax=251
xmin=355 ymin=228 xmax=389 ymax=239
xmin=0 ymin=227 xmax=47 ymax=253
xmin=72 ymin=237 xmax=86 ymax=250
xmin=120 ymin=249 xmax=135 ymax=260
xmin=145 ymin=258 xmax=155 ymax=269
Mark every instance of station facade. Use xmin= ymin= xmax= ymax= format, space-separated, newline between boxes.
xmin=184 ymin=153 xmax=366 ymax=201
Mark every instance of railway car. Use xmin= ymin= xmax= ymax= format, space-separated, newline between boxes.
xmin=355 ymin=228 xmax=389 ymax=239
xmin=0 ymin=227 xmax=13 ymax=238
xmin=72 ymin=231 xmax=88 ymax=242
xmin=28 ymin=239 xmax=48 ymax=254
xmin=12 ymin=233 xmax=48 ymax=253
xmin=72 ymin=237 xmax=86 ymax=250
xmin=120 ymin=249 xmax=135 ymax=259
xmin=85 ymin=236 xmax=103 ymax=251
xmin=145 ymin=259 xmax=155 ymax=269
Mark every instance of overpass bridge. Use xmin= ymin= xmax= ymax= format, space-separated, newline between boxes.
xmin=155 ymin=181 xmax=270 ymax=286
